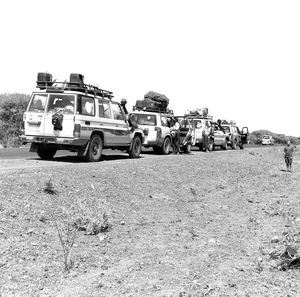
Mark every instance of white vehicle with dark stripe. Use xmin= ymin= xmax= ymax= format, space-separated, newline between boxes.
xmin=129 ymin=110 xmax=172 ymax=154
xmin=20 ymin=73 xmax=144 ymax=162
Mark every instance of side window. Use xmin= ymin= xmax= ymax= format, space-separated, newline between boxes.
xmin=81 ymin=96 xmax=95 ymax=116
xmin=99 ymin=101 xmax=111 ymax=119
xmin=111 ymin=102 xmax=124 ymax=121
xmin=28 ymin=94 xmax=47 ymax=113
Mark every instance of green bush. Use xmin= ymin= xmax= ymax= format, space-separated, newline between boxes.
xmin=0 ymin=93 xmax=30 ymax=147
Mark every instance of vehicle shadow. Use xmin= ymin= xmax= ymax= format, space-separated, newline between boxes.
xmin=27 ymin=154 xmax=141 ymax=163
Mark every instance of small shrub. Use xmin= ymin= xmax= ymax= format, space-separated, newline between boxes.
xmin=53 ymin=217 xmax=78 ymax=273
xmin=43 ymin=179 xmax=57 ymax=195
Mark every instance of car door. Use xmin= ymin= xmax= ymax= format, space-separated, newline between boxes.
xmin=241 ymin=127 xmax=249 ymax=144
xmin=25 ymin=93 xmax=48 ymax=136
xmin=43 ymin=94 xmax=75 ymax=137
xmin=110 ymin=102 xmax=131 ymax=145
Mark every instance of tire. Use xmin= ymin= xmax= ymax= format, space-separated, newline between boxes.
xmin=239 ymin=144 xmax=244 ymax=149
xmin=222 ymin=140 xmax=228 ymax=150
xmin=161 ymin=137 xmax=171 ymax=155
xmin=232 ymin=139 xmax=237 ymax=149
xmin=129 ymin=136 xmax=142 ymax=158
xmin=183 ymin=143 xmax=191 ymax=153
xmin=85 ymin=135 xmax=103 ymax=162
xmin=198 ymin=144 xmax=203 ymax=151
xmin=37 ymin=146 xmax=57 ymax=160
xmin=208 ymin=139 xmax=214 ymax=152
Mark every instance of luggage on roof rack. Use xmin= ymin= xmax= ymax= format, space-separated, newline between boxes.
xmin=69 ymin=73 xmax=85 ymax=92
xmin=144 ymin=91 xmax=169 ymax=108
xmin=37 ymin=72 xmax=53 ymax=89
xmin=133 ymin=99 xmax=172 ymax=114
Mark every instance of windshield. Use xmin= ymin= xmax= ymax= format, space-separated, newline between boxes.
xmin=130 ymin=113 xmax=157 ymax=126
xmin=28 ymin=94 xmax=48 ymax=113
xmin=47 ymin=94 xmax=75 ymax=114
xmin=263 ymin=135 xmax=270 ymax=139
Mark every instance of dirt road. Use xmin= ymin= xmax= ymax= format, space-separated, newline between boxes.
xmin=1 ymin=146 xmax=300 ymax=296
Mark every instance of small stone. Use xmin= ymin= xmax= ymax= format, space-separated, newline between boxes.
xmin=27 ymin=229 xmax=35 ymax=235
xmin=208 ymin=238 xmax=216 ymax=245
xmin=295 ymin=217 xmax=300 ymax=223
xmin=120 ymin=221 xmax=125 ymax=225
xmin=271 ymin=236 xmax=280 ymax=243
xmin=258 ymin=257 xmax=263 ymax=262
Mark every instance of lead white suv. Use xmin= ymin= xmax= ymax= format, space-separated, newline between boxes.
xmin=129 ymin=110 xmax=172 ymax=154
xmin=20 ymin=73 xmax=145 ymax=161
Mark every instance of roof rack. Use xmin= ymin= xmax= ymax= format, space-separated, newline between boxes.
xmin=184 ymin=114 xmax=213 ymax=120
xmin=36 ymin=72 xmax=114 ymax=99
xmin=132 ymin=105 xmax=174 ymax=115
xmin=36 ymin=81 xmax=114 ymax=99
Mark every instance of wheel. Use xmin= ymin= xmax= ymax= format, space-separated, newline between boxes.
xmin=232 ymin=139 xmax=237 ymax=149
xmin=129 ymin=136 xmax=142 ymax=158
xmin=222 ymin=140 xmax=228 ymax=150
xmin=85 ymin=135 xmax=103 ymax=162
xmin=239 ymin=144 xmax=244 ymax=149
xmin=198 ymin=144 xmax=203 ymax=151
xmin=37 ymin=146 xmax=57 ymax=160
xmin=183 ymin=143 xmax=191 ymax=153
xmin=208 ymin=139 xmax=214 ymax=152
xmin=161 ymin=137 xmax=171 ymax=155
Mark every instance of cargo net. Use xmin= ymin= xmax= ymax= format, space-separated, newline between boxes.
xmin=36 ymin=72 xmax=113 ymax=99
xmin=133 ymin=91 xmax=173 ymax=114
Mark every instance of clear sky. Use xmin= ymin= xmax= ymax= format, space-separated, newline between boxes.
xmin=0 ymin=0 xmax=299 ymax=136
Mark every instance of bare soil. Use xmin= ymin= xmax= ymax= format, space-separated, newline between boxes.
xmin=1 ymin=146 xmax=300 ymax=297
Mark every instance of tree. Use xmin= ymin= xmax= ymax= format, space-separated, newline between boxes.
xmin=0 ymin=93 xmax=29 ymax=147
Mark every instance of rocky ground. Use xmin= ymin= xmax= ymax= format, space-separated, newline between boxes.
xmin=1 ymin=146 xmax=300 ymax=297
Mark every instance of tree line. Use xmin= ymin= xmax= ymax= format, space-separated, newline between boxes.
xmin=0 ymin=93 xmax=29 ymax=147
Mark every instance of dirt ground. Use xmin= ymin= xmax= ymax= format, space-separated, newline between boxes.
xmin=1 ymin=146 xmax=300 ymax=297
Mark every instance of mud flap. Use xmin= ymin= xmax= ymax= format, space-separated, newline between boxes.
xmin=78 ymin=141 xmax=90 ymax=157
xmin=29 ymin=143 xmax=38 ymax=152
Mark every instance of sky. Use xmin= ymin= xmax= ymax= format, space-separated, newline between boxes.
xmin=0 ymin=0 xmax=299 ymax=136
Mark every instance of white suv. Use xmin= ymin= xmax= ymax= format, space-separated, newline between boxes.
xmin=20 ymin=73 xmax=145 ymax=161
xmin=129 ymin=110 xmax=172 ymax=154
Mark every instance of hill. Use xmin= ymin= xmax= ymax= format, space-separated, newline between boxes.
xmin=249 ymin=129 xmax=300 ymax=145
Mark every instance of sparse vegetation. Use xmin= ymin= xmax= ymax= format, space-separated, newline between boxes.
xmin=249 ymin=130 xmax=300 ymax=145
xmin=0 ymin=93 xmax=30 ymax=147
xmin=43 ymin=179 xmax=58 ymax=195
xmin=53 ymin=216 xmax=78 ymax=273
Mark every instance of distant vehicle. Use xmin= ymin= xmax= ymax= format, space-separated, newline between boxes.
xmin=218 ymin=120 xmax=249 ymax=149
xmin=20 ymin=72 xmax=144 ymax=161
xmin=262 ymin=135 xmax=275 ymax=145
xmin=178 ymin=109 xmax=214 ymax=151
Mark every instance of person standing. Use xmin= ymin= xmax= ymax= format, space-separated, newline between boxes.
xmin=284 ymin=140 xmax=296 ymax=172
xmin=171 ymin=118 xmax=180 ymax=154
xmin=202 ymin=121 xmax=210 ymax=152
